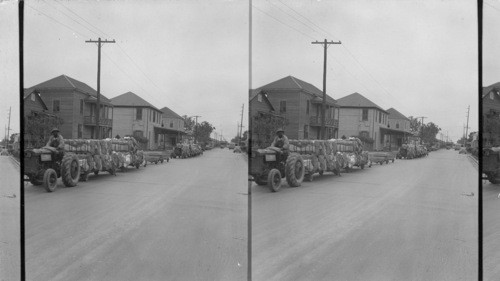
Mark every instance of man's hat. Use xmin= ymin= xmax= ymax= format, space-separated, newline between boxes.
xmin=51 ymin=128 xmax=60 ymax=133
xmin=276 ymin=128 xmax=284 ymax=134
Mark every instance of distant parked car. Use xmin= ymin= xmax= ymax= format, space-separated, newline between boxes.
xmin=234 ymin=146 xmax=242 ymax=153
xmin=0 ymin=149 xmax=9 ymax=156
xmin=459 ymin=147 xmax=467 ymax=154
xmin=228 ymin=143 xmax=236 ymax=149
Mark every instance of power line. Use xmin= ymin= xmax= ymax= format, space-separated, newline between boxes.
xmin=267 ymin=0 xmax=318 ymax=34
xmin=41 ymin=0 xmax=101 ymax=38
xmin=54 ymin=0 xmax=113 ymax=38
xmin=252 ymin=4 xmax=315 ymax=40
xmin=26 ymin=4 xmax=89 ymax=38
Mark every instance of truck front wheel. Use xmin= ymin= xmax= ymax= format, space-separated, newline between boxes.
xmin=267 ymin=169 xmax=282 ymax=192
xmin=43 ymin=168 xmax=58 ymax=192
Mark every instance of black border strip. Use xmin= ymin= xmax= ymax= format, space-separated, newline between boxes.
xmin=19 ymin=0 xmax=25 ymax=280
xmin=478 ymin=0 xmax=483 ymax=280
xmin=248 ymin=1 xmax=252 ymax=281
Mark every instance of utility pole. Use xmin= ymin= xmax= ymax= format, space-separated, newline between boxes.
xmin=312 ymin=39 xmax=341 ymax=139
xmin=6 ymin=107 xmax=11 ymax=143
xmin=415 ymin=116 xmax=426 ymax=144
xmin=465 ymin=105 xmax=470 ymax=143
xmin=191 ymin=115 xmax=201 ymax=143
xmin=239 ymin=104 xmax=244 ymax=141
xmin=86 ymin=38 xmax=115 ymax=139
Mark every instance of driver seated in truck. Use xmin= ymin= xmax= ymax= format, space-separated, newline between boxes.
xmin=46 ymin=128 xmax=65 ymax=152
xmin=271 ymin=128 xmax=289 ymax=151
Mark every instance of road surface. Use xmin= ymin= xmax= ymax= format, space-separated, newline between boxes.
xmin=0 ymin=156 xmax=21 ymax=281
xmin=25 ymin=148 xmax=247 ymax=281
xmin=483 ymin=177 xmax=500 ymax=281
xmin=252 ymin=149 xmax=478 ymax=281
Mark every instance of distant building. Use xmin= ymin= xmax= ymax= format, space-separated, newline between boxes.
xmin=252 ymin=76 xmax=339 ymax=140
xmin=25 ymin=74 xmax=114 ymax=139
xmin=482 ymin=82 xmax=500 ymax=146
xmin=111 ymin=91 xmax=167 ymax=149
xmin=385 ymin=107 xmax=411 ymax=149
xmin=160 ymin=106 xmax=186 ymax=146
xmin=23 ymin=89 xmax=48 ymax=116
xmin=337 ymin=92 xmax=389 ymax=151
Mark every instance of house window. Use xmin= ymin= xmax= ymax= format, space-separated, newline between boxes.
xmin=170 ymin=121 xmax=174 ymax=128
xmin=360 ymin=131 xmax=369 ymax=138
xmin=379 ymin=112 xmax=382 ymax=123
xmin=257 ymin=93 xmax=262 ymax=102
xmin=78 ymin=124 xmax=83 ymax=138
xmin=306 ymin=100 xmax=310 ymax=115
xmin=31 ymin=93 xmax=35 ymax=101
xmin=491 ymin=92 xmax=495 ymax=100
xmin=133 ymin=130 xmax=143 ymax=137
xmin=396 ymin=123 xmax=399 ymax=129
xmin=136 ymin=108 xmax=142 ymax=120
xmin=53 ymin=100 xmax=60 ymax=112
xmin=80 ymin=99 xmax=84 ymax=115
xmin=280 ymin=101 xmax=286 ymax=113
xmin=304 ymin=125 xmax=309 ymax=139
xmin=362 ymin=109 xmax=368 ymax=121
xmin=153 ymin=111 xmax=156 ymax=123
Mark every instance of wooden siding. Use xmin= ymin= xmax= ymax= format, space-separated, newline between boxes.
xmin=265 ymin=90 xmax=301 ymax=139
xmin=112 ymin=106 xmax=164 ymax=149
xmin=24 ymin=93 xmax=46 ymax=116
xmin=338 ymin=107 xmax=390 ymax=150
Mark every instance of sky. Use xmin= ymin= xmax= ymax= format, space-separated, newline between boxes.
xmin=252 ymin=0 xmax=478 ymax=142
xmin=0 ymin=0 xmax=20 ymax=139
xmin=484 ymin=0 xmax=500 ymax=86
xmin=18 ymin=0 xmax=248 ymax=142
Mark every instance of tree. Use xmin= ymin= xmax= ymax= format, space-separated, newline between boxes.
xmin=183 ymin=115 xmax=195 ymax=132
xmin=24 ymin=112 xmax=63 ymax=148
xmin=420 ymin=122 xmax=441 ymax=145
xmin=194 ymin=121 xmax=215 ymax=144
xmin=251 ymin=113 xmax=288 ymax=148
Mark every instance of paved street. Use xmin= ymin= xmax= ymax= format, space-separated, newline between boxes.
xmin=483 ymin=178 xmax=500 ymax=281
xmin=25 ymin=148 xmax=247 ymax=281
xmin=0 ymin=156 xmax=21 ymax=281
xmin=252 ymin=149 xmax=478 ymax=281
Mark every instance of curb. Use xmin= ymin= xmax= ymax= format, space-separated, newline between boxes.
xmin=466 ymin=154 xmax=478 ymax=171
xmin=9 ymin=156 xmax=20 ymax=167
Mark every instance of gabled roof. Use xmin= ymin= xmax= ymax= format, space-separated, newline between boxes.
xmin=23 ymin=89 xmax=48 ymax=110
xmin=160 ymin=106 xmax=183 ymax=119
xmin=111 ymin=91 xmax=160 ymax=111
xmin=26 ymin=74 xmax=111 ymax=102
xmin=249 ymin=89 xmax=276 ymax=111
xmin=387 ymin=108 xmax=409 ymax=120
xmin=483 ymin=82 xmax=500 ymax=98
xmin=337 ymin=92 xmax=387 ymax=113
xmin=255 ymin=75 xmax=336 ymax=104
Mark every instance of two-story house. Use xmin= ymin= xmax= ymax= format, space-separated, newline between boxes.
xmin=483 ymin=82 xmax=500 ymax=146
xmin=337 ymin=92 xmax=390 ymax=151
xmin=252 ymin=76 xmax=339 ymax=140
xmin=160 ymin=106 xmax=186 ymax=146
xmin=249 ymin=89 xmax=286 ymax=147
xmin=111 ymin=91 xmax=166 ymax=150
xmin=25 ymin=74 xmax=114 ymax=139
xmin=385 ymin=108 xmax=411 ymax=149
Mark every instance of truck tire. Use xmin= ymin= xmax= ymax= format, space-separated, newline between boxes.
xmin=61 ymin=154 xmax=80 ymax=187
xmin=43 ymin=168 xmax=58 ymax=192
xmin=267 ymin=168 xmax=282 ymax=192
xmin=285 ymin=153 xmax=305 ymax=187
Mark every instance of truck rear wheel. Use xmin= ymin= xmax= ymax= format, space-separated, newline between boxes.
xmin=267 ymin=169 xmax=282 ymax=192
xmin=43 ymin=168 xmax=58 ymax=192
xmin=61 ymin=154 xmax=80 ymax=187
xmin=286 ymin=154 xmax=305 ymax=187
